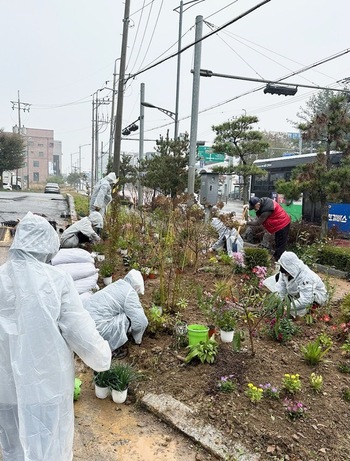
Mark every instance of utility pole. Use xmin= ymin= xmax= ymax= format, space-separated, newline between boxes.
xmin=138 ymin=83 xmax=145 ymax=206
xmin=10 ymin=91 xmax=31 ymax=189
xmin=108 ymin=59 xmax=119 ymax=160
xmin=113 ymin=0 xmax=130 ymax=178
xmin=187 ymin=15 xmax=203 ymax=198
xmin=174 ymin=0 xmax=183 ymax=140
xmin=91 ymin=92 xmax=96 ymax=191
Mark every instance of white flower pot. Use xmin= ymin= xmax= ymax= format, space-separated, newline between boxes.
xmin=120 ymin=249 xmax=128 ymax=256
xmin=220 ymin=329 xmax=234 ymax=343
xmin=103 ymin=276 xmax=113 ymax=286
xmin=111 ymin=388 xmax=128 ymax=404
xmin=95 ymin=385 xmax=110 ymax=399
xmin=97 ymin=254 xmax=105 ymax=262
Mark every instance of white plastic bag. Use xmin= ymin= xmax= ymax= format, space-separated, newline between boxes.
xmin=51 ymin=248 xmax=94 ymax=265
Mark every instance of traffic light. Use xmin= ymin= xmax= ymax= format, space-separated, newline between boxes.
xmin=264 ymin=83 xmax=298 ymax=96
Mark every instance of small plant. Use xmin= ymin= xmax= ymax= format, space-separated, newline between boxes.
xmin=185 ymin=338 xmax=218 ymax=364
xmin=108 ymin=363 xmax=141 ymax=391
xmin=283 ymin=398 xmax=307 ymax=420
xmin=340 ymin=293 xmax=350 ymax=322
xmin=342 ymin=388 xmax=350 ymax=403
xmin=176 ymin=298 xmax=188 ymax=310
xmin=99 ymin=261 xmax=114 ymax=278
xmin=301 ymin=337 xmax=331 ymax=366
xmin=216 ymin=307 xmax=238 ymax=332
xmin=218 ymin=375 xmax=236 ymax=393
xmin=309 ymin=372 xmax=323 ymax=393
xmin=245 ymin=383 xmax=264 ymax=403
xmin=282 ymin=373 xmax=301 ymax=394
xmin=232 ymin=330 xmax=244 ymax=352
xmin=318 ymin=332 xmax=333 ymax=349
xmin=341 ymin=338 xmax=350 ymax=355
xmin=338 ymin=362 xmax=350 ymax=373
xmin=147 ymin=304 xmax=166 ymax=334
xmin=268 ymin=316 xmax=300 ymax=343
xmin=260 ymin=383 xmax=280 ymax=399
xmin=93 ymin=370 xmax=113 ymax=388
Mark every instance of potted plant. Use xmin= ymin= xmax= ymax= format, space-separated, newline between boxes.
xmin=93 ymin=370 xmax=112 ymax=399
xmin=92 ymin=242 xmax=105 ymax=261
xmin=216 ymin=308 xmax=238 ymax=343
xmin=99 ymin=261 xmax=114 ymax=285
xmin=108 ymin=363 xmax=141 ymax=404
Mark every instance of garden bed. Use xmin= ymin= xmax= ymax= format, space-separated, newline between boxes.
xmin=112 ymin=261 xmax=350 ymax=461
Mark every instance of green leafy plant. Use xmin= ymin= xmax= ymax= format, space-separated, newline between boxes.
xmin=338 ymin=362 xmax=350 ymax=373
xmin=301 ymin=337 xmax=331 ymax=366
xmin=282 ymin=373 xmax=301 ymax=394
xmin=309 ymin=372 xmax=323 ymax=393
xmin=342 ymin=388 xmax=350 ymax=403
xmin=340 ymin=294 xmax=350 ymax=322
xmin=108 ymin=363 xmax=141 ymax=391
xmin=146 ymin=304 xmax=166 ymax=334
xmin=93 ymin=370 xmax=113 ymax=388
xmin=99 ymin=261 xmax=115 ymax=278
xmin=267 ymin=316 xmax=300 ymax=343
xmin=185 ymin=338 xmax=218 ymax=364
xmin=218 ymin=375 xmax=236 ymax=393
xmin=341 ymin=338 xmax=350 ymax=355
xmin=245 ymin=383 xmax=264 ymax=403
xmin=216 ymin=307 xmax=238 ymax=332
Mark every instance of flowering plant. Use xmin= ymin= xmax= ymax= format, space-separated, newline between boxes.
xmin=282 ymin=373 xmax=301 ymax=394
xmin=310 ymin=372 xmax=323 ymax=393
xmin=283 ymin=398 xmax=307 ymax=420
xmin=245 ymin=383 xmax=263 ymax=403
xmin=218 ymin=375 xmax=236 ymax=393
xmin=260 ymin=382 xmax=280 ymax=399
xmin=251 ymin=265 xmax=268 ymax=288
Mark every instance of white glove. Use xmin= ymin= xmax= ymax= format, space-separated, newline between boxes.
xmin=239 ymin=219 xmax=247 ymax=226
xmin=243 ymin=204 xmax=249 ymax=210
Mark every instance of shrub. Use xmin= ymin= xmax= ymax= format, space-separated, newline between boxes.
xmin=317 ymin=246 xmax=350 ymax=272
xmin=340 ymin=294 xmax=350 ymax=322
xmin=244 ymin=248 xmax=271 ymax=271
xmin=301 ymin=337 xmax=331 ymax=366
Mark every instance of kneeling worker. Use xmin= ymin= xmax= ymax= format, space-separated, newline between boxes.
xmin=60 ymin=211 xmax=103 ymax=248
xmin=275 ymin=251 xmax=328 ymax=317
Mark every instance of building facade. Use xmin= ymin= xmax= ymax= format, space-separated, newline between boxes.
xmin=13 ymin=126 xmax=62 ymax=187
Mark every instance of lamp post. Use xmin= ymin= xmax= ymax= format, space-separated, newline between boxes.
xmin=70 ymin=152 xmax=79 ymax=173
xmin=79 ymin=144 xmax=91 ymax=173
xmin=141 ymin=102 xmax=176 ymax=121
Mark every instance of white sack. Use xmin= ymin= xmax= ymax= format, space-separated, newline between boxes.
xmin=54 ymin=262 xmax=98 ymax=281
xmin=51 ymin=248 xmax=94 ymax=265
xmin=74 ymin=273 xmax=99 ymax=294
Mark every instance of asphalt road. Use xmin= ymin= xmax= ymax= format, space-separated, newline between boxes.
xmin=0 ymin=190 xmax=69 ymax=229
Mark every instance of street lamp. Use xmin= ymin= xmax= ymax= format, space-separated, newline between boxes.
xmin=141 ymin=102 xmax=176 ymax=121
xmin=79 ymin=144 xmax=91 ymax=173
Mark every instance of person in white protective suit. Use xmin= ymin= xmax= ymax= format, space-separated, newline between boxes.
xmin=209 ymin=217 xmax=244 ymax=256
xmin=275 ymin=251 xmax=328 ymax=317
xmin=83 ymin=269 xmax=148 ymax=358
xmin=60 ymin=211 xmax=103 ymax=248
xmin=89 ymin=172 xmax=118 ymax=217
xmin=0 ymin=212 xmax=111 ymax=461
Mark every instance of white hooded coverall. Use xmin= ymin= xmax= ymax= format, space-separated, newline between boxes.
xmin=89 ymin=172 xmax=116 ymax=217
xmin=60 ymin=211 xmax=103 ymax=248
xmin=276 ymin=251 xmax=328 ymax=316
xmin=0 ymin=212 xmax=111 ymax=461
xmin=83 ymin=269 xmax=148 ymax=351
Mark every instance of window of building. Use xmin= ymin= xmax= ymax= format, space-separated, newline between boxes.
xmin=33 ymin=172 xmax=39 ymax=182
xmin=39 ymin=152 xmax=44 ymax=157
xmin=33 ymin=161 xmax=39 ymax=167
xmin=38 ymin=143 xmax=44 ymax=147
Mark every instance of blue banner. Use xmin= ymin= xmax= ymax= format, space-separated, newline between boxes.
xmin=328 ymin=203 xmax=350 ymax=232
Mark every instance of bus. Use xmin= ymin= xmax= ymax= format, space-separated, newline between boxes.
xmin=250 ymin=152 xmax=343 ymax=222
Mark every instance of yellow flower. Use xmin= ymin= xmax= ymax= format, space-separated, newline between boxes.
xmin=284 ymin=374 xmax=290 ymax=378
xmin=248 ymin=383 xmax=253 ymax=388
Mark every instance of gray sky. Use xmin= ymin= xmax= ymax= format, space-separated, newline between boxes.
xmin=1 ymin=0 xmax=349 ymax=174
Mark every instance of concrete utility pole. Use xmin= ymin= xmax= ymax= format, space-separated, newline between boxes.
xmin=138 ymin=83 xmax=145 ymax=206
xmin=10 ymin=91 xmax=31 ymax=188
xmin=187 ymin=15 xmax=203 ymax=198
xmin=113 ymin=0 xmax=131 ymax=178
xmin=108 ymin=59 xmax=119 ymax=160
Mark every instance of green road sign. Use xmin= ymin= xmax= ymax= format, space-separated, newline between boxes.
xmin=197 ymin=146 xmax=225 ymax=162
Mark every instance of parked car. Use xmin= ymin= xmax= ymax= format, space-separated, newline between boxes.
xmin=2 ymin=183 xmax=12 ymax=191
xmin=44 ymin=183 xmax=60 ymax=194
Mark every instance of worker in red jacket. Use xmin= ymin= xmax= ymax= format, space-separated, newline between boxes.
xmin=244 ymin=197 xmax=291 ymax=260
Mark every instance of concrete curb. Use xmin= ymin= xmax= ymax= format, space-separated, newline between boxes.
xmin=314 ymin=263 xmax=348 ymax=279
xmin=141 ymin=393 xmax=260 ymax=461
xmin=66 ymin=194 xmax=77 ymax=222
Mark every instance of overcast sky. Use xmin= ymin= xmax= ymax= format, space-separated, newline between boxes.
xmin=1 ymin=0 xmax=349 ymax=174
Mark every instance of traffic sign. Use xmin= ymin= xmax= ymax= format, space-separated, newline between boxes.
xmin=197 ymin=145 xmax=225 ymax=163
